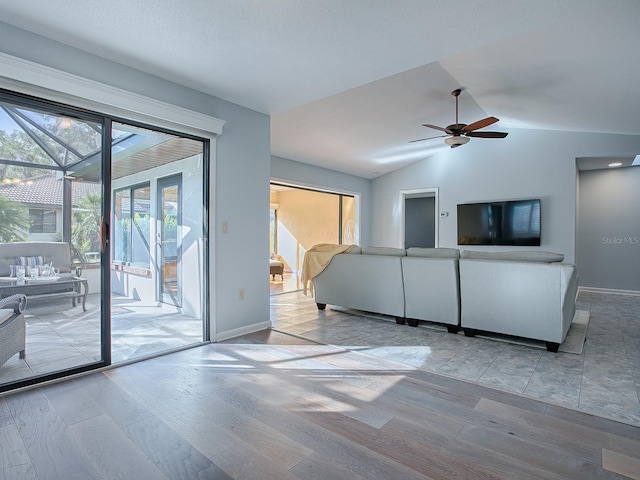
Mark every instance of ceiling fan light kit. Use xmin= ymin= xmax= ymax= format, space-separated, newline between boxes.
xmin=411 ymin=88 xmax=508 ymax=148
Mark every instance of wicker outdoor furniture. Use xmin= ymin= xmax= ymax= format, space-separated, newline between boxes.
xmin=0 ymin=293 xmax=27 ymax=368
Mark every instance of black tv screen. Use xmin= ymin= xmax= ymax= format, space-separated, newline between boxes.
xmin=457 ymin=199 xmax=541 ymax=246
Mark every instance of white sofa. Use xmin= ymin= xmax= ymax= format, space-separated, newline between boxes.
xmin=311 ymin=245 xmax=579 ymax=352
xmin=402 ymin=247 xmax=461 ymax=332
xmin=313 ymin=246 xmax=461 ymax=329
xmin=459 ymin=250 xmax=579 ymax=352
xmin=313 ymin=246 xmax=406 ymax=322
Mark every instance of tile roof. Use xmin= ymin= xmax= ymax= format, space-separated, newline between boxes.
xmin=0 ymin=174 xmax=100 ymax=207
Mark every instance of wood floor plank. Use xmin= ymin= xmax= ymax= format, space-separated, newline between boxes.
xmin=109 ymin=359 xmax=315 ymax=468
xmin=602 ymin=448 xmax=640 ymax=480
xmin=545 ymin=403 xmax=640 ymax=443
xmin=457 ymin=423 xmax=623 ymax=480
xmin=0 ymin=397 xmax=13 ymax=428
xmin=292 ymin=400 xmax=551 ymax=480
xmin=42 ymin=378 xmax=103 ymax=426
xmin=476 ymin=397 xmax=640 ymax=460
xmin=67 ymin=414 xmax=168 ymax=480
xmin=1 ymin=463 xmax=39 ymax=480
xmin=6 ymin=390 xmax=101 ymax=480
xmin=75 ymin=372 xmax=155 ymax=427
xmin=193 ymin=372 xmax=435 ymax=480
xmin=122 ymin=415 xmax=233 ymax=480
xmin=210 ymin=442 xmax=303 ymax=480
xmin=0 ymin=423 xmax=30 ymax=470
xmin=289 ymin=452 xmax=370 ymax=480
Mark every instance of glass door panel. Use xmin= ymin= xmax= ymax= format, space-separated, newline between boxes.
xmin=110 ymin=122 xmax=205 ymax=363
xmin=158 ymin=175 xmax=181 ymax=306
xmin=0 ymin=94 xmax=105 ymax=391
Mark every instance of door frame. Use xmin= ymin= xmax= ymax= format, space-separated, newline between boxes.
xmin=399 ymin=187 xmax=439 ymax=248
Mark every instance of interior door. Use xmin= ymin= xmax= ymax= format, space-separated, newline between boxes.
xmin=157 ymin=174 xmax=182 ymax=306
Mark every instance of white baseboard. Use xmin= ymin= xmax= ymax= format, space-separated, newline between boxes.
xmin=578 ymin=286 xmax=640 ymax=297
xmin=215 ymin=320 xmax=272 ymax=342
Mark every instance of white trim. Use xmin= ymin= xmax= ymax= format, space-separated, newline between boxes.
xmin=400 ymin=188 xmax=439 ymax=248
xmin=215 ymin=321 xmax=272 ymax=342
xmin=0 ymin=52 xmax=225 ymax=136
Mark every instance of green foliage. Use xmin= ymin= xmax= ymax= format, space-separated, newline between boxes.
xmin=0 ymin=193 xmax=30 ymax=242
xmin=72 ymin=192 xmax=102 ymax=259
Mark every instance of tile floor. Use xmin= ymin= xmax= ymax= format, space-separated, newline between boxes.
xmin=0 ymin=293 xmax=203 ymax=386
xmin=270 ymin=289 xmax=640 ymax=427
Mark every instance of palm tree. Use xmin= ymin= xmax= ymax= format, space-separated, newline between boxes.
xmin=0 ymin=193 xmax=30 ymax=242
xmin=72 ymin=192 xmax=102 ymax=260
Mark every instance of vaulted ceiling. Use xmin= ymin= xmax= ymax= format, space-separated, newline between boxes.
xmin=1 ymin=0 xmax=638 ymax=178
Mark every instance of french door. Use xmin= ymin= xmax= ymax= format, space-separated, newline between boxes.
xmin=157 ymin=174 xmax=182 ymax=307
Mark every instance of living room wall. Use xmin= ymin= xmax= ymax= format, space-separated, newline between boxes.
xmin=370 ymin=128 xmax=640 ymax=267
xmin=0 ymin=21 xmax=272 ymax=340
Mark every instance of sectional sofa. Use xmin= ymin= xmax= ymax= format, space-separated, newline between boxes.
xmin=311 ymin=246 xmax=579 ymax=352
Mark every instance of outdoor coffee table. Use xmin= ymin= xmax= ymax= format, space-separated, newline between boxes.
xmin=0 ymin=276 xmax=89 ymax=312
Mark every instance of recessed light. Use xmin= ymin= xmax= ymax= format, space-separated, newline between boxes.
xmin=608 ymin=162 xmax=623 ymax=167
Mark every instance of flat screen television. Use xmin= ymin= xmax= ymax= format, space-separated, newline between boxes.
xmin=457 ymin=199 xmax=541 ymax=246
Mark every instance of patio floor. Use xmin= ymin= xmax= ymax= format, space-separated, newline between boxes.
xmin=0 ymin=292 xmax=204 ymax=386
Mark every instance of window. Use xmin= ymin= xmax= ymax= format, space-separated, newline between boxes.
xmin=29 ymin=209 xmax=57 ymax=233
xmin=113 ymin=184 xmax=151 ymax=268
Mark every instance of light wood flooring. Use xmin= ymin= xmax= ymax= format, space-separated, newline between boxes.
xmin=2 ymin=325 xmax=640 ymax=478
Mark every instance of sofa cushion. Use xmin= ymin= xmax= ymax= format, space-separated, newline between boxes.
xmin=361 ymin=246 xmax=406 ymax=256
xmin=406 ymin=247 xmax=460 ymax=259
xmin=346 ymin=246 xmax=362 ymax=254
xmin=461 ymin=250 xmax=564 ymax=263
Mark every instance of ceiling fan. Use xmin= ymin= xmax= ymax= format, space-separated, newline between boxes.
xmin=411 ymin=88 xmax=508 ymax=148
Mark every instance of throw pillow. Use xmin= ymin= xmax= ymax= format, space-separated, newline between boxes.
xmin=16 ymin=255 xmax=45 ymax=267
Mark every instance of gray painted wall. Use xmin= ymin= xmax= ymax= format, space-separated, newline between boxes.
xmin=371 ymin=128 xmax=640 ymax=267
xmin=271 ymin=155 xmax=372 ymax=246
xmin=0 ymin=21 xmax=272 ymax=337
xmin=577 ymin=167 xmax=640 ymax=291
xmin=404 ymin=197 xmax=435 ymax=248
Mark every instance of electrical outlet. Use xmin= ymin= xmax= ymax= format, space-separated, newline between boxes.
xmin=238 ymin=288 xmax=244 ymax=300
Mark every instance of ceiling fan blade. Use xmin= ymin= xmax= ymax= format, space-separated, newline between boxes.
xmin=465 ymin=131 xmax=508 ymax=138
xmin=463 ymin=116 xmax=498 ymax=132
xmin=409 ymin=134 xmax=447 ymax=143
xmin=421 ymin=124 xmax=448 ymax=132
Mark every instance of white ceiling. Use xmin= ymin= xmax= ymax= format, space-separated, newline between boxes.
xmin=1 ymin=0 xmax=639 ymax=178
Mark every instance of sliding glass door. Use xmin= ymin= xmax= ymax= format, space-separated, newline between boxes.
xmin=110 ymin=122 xmax=205 ymax=363
xmin=0 ymin=89 xmax=209 ymax=392
xmin=0 ymin=90 xmax=106 ymax=391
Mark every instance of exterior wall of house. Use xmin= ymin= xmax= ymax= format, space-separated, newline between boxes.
xmin=111 ymin=154 xmax=204 ymax=318
xmin=370 ymin=128 xmax=640 ymax=285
